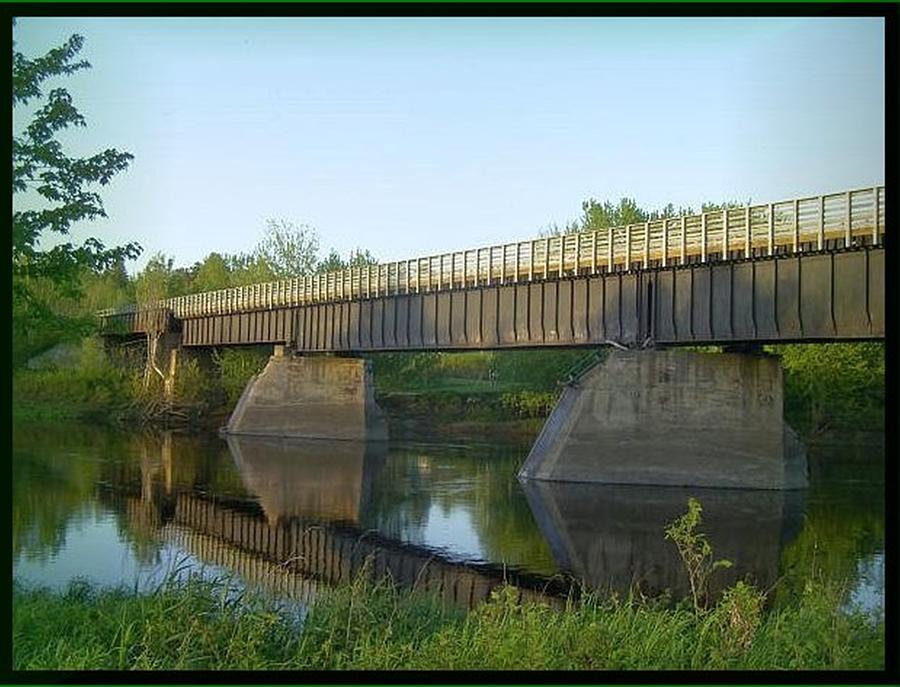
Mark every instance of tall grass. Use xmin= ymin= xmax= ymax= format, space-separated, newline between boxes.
xmin=13 ymin=572 xmax=882 ymax=670
xmin=13 ymin=497 xmax=884 ymax=671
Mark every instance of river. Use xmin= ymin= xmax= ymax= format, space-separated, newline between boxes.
xmin=12 ymin=420 xmax=884 ymax=616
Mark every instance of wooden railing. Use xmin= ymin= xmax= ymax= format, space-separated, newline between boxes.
xmin=99 ymin=185 xmax=885 ymax=320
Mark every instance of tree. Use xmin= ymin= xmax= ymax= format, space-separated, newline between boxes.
xmin=579 ymin=197 xmax=647 ymax=232
xmin=191 ymin=252 xmax=231 ymax=292
xmin=347 ymin=248 xmax=377 ymax=268
xmin=254 ymin=219 xmax=319 ymax=278
xmin=13 ymin=32 xmax=141 ymax=312
xmin=701 ymin=199 xmax=749 ymax=213
xmin=316 ymin=248 xmax=345 ymax=274
xmin=135 ymin=253 xmax=175 ymax=306
xmin=315 ymin=247 xmax=378 ymax=273
xmin=227 ymin=252 xmax=277 ymax=286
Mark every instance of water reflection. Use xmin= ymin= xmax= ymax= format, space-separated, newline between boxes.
xmin=522 ymin=481 xmax=805 ymax=600
xmin=227 ymin=434 xmax=387 ymax=525
xmin=12 ymin=421 xmax=885 ymax=615
xmin=91 ymin=433 xmax=561 ymax=609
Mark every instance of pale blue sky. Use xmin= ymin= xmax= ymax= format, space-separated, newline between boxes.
xmin=13 ymin=17 xmax=885 ymax=274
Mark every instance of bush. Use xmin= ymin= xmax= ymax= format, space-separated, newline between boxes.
xmin=773 ymin=343 xmax=884 ymax=433
xmin=13 ymin=337 xmax=139 ymax=420
xmin=500 ymin=391 xmax=558 ymax=418
xmin=211 ymin=347 xmax=270 ymax=406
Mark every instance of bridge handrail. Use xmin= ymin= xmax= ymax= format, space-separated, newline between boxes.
xmin=97 ymin=185 xmax=885 ymax=321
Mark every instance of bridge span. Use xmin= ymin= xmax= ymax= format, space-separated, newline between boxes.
xmin=98 ymin=185 xmax=886 ymax=490
xmin=100 ymin=185 xmax=885 ymax=349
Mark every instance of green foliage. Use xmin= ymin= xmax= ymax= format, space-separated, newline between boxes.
xmin=579 ymin=197 xmax=648 ymax=232
xmin=135 ymin=253 xmax=178 ymax=305
xmin=499 ymin=391 xmax=558 ymax=418
xmin=13 ymin=572 xmax=883 ymax=670
xmin=701 ymin=199 xmax=748 ymax=213
xmin=492 ymin=348 xmax=590 ymax=389
xmin=171 ymin=357 xmax=215 ymax=407
xmin=13 ymin=575 xmax=303 ymax=670
xmin=375 ymin=349 xmax=590 ymax=396
xmin=190 ymin=252 xmax=232 ymax=292
xmin=12 ymin=35 xmax=140 ymax=365
xmin=772 ymin=343 xmax=884 ymax=433
xmin=707 ymin=581 xmax=765 ymax=659
xmin=315 ymin=248 xmax=345 ymax=274
xmin=664 ymin=498 xmax=733 ymax=612
xmin=211 ymin=347 xmax=271 ymax=406
xmin=13 ymin=31 xmax=140 ymax=344
xmin=13 ymin=337 xmax=139 ymax=421
xmin=255 ymin=218 xmax=320 ymax=278
xmin=347 ymin=248 xmax=378 ymax=268
xmin=314 ymin=247 xmax=377 ymax=274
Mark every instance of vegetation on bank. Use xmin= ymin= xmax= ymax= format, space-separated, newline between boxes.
xmin=777 ymin=342 xmax=885 ymax=435
xmin=14 ymin=337 xmax=885 ymax=437
xmin=14 ymin=576 xmax=882 ymax=670
xmin=13 ymin=499 xmax=884 ymax=671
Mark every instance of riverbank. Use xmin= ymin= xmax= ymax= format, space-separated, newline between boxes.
xmin=13 ymin=571 xmax=883 ymax=671
xmin=13 ymin=340 xmax=885 ymax=439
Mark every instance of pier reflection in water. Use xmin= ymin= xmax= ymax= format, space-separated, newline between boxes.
xmin=13 ymin=422 xmax=883 ymax=615
xmin=522 ymin=480 xmax=805 ymax=601
xmin=227 ymin=434 xmax=387 ymax=526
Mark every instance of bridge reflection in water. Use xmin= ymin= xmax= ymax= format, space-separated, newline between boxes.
xmin=522 ymin=480 xmax=805 ymax=601
xmin=109 ymin=433 xmax=805 ymax=609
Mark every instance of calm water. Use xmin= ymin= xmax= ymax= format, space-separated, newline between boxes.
xmin=13 ymin=421 xmax=884 ymax=614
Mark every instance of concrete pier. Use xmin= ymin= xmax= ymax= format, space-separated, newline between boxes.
xmin=519 ymin=349 xmax=807 ymax=489
xmin=224 ymin=353 xmax=388 ymax=441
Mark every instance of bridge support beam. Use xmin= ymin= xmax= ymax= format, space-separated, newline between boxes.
xmin=224 ymin=353 xmax=388 ymax=441
xmin=519 ymin=349 xmax=807 ymax=490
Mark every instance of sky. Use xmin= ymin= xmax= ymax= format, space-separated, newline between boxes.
xmin=13 ymin=17 xmax=885 ymax=274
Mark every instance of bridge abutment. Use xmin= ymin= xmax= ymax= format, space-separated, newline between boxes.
xmin=519 ymin=349 xmax=807 ymax=490
xmin=224 ymin=353 xmax=388 ymax=441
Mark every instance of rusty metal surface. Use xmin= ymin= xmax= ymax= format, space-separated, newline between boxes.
xmin=124 ymin=246 xmax=884 ymax=350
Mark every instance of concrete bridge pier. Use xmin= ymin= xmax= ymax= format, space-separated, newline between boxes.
xmin=224 ymin=348 xmax=388 ymax=441
xmin=519 ymin=349 xmax=808 ymax=490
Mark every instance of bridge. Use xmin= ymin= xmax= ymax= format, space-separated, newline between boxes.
xmin=99 ymin=185 xmax=886 ymax=490
xmin=101 ymin=185 xmax=884 ymax=349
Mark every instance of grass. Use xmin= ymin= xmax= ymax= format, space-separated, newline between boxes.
xmin=13 ymin=498 xmax=884 ymax=671
xmin=13 ymin=569 xmax=883 ymax=671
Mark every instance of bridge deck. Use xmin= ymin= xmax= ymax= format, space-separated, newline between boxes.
xmin=99 ymin=186 xmax=885 ymax=348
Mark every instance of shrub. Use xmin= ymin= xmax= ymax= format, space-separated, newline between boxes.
xmin=773 ymin=343 xmax=884 ymax=433
xmin=664 ymin=497 xmax=733 ymax=612
xmin=500 ymin=391 xmax=558 ymax=418
xmin=211 ymin=347 xmax=270 ymax=406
